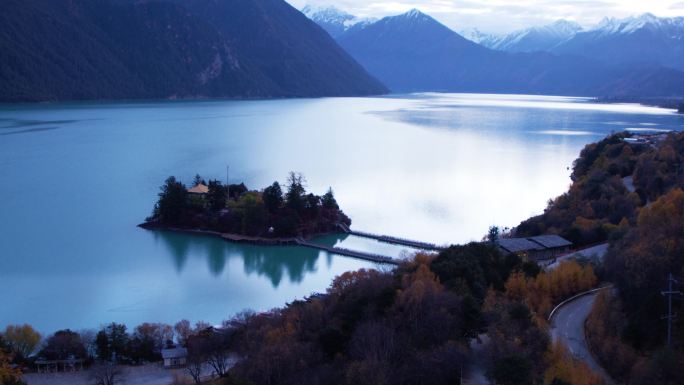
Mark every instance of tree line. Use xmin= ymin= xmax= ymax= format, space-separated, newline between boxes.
xmin=586 ymin=188 xmax=684 ymax=385
xmin=148 ymin=172 xmax=349 ymax=238
xmin=0 ymin=319 xmax=237 ymax=385
xmin=221 ymin=246 xmax=600 ymax=385
xmin=516 ymin=132 xmax=684 ymax=247
xmin=1 ymin=245 xmax=601 ymax=385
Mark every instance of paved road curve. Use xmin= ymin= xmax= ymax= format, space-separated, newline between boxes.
xmin=550 ymin=292 xmax=614 ymax=385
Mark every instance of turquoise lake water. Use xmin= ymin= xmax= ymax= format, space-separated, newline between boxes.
xmin=1 ymin=93 xmax=682 ymax=332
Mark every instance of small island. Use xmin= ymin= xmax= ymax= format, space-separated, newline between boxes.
xmin=140 ymin=172 xmax=351 ymax=243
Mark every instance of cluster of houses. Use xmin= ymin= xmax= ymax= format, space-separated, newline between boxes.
xmin=496 ymin=234 xmax=573 ymax=263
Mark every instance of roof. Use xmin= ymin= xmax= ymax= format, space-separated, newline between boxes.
xmin=497 ymin=238 xmax=546 ymax=253
xmin=161 ymin=347 xmax=187 ymax=359
xmin=529 ymin=235 xmax=572 ymax=248
xmin=187 ymin=183 xmax=209 ymax=194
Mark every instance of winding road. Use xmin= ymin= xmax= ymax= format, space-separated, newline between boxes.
xmin=550 ymin=291 xmax=614 ymax=385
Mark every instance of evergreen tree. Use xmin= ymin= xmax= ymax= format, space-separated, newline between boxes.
xmin=322 ymin=187 xmax=339 ymax=210
xmin=285 ymin=172 xmax=306 ymax=213
xmin=155 ymin=177 xmax=187 ymax=224
xmin=263 ymin=182 xmax=284 ymax=213
xmin=193 ymin=174 xmax=205 ymax=186
xmin=206 ymin=180 xmax=227 ymax=211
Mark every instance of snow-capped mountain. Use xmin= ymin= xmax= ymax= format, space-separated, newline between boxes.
xmin=335 ymin=8 xmax=684 ymax=97
xmin=475 ymin=20 xmax=583 ymax=52
xmin=553 ymin=13 xmax=684 ymax=69
xmin=590 ymin=13 xmax=684 ymax=36
xmin=459 ymin=28 xmax=500 ymax=47
xmin=302 ymin=5 xmax=375 ymax=38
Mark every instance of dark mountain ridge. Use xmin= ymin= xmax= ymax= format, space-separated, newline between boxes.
xmin=0 ymin=0 xmax=386 ymax=102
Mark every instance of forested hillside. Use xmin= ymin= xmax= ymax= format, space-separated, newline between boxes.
xmin=516 ymin=132 xmax=684 ymax=246
xmin=514 ymin=131 xmax=684 ymax=384
xmin=0 ymin=0 xmax=386 ymax=102
xmin=223 ymin=250 xmax=600 ymax=385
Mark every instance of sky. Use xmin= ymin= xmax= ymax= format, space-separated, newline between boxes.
xmin=287 ymin=0 xmax=684 ymax=34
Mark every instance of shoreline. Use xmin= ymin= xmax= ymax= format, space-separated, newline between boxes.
xmin=596 ymin=95 xmax=684 ymax=112
xmin=138 ymin=223 xmax=400 ymax=265
xmin=138 ymin=222 xmax=299 ymax=246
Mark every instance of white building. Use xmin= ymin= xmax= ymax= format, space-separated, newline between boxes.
xmin=161 ymin=346 xmax=188 ymax=368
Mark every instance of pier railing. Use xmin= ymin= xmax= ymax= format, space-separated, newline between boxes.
xmin=337 ymin=224 xmax=445 ymax=252
xmin=296 ymin=238 xmax=399 ymax=265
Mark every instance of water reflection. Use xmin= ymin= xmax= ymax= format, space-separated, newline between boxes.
xmin=3 ymin=94 xmax=682 ymax=332
xmin=154 ymin=230 xmax=347 ymax=287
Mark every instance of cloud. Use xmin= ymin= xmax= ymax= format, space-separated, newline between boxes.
xmin=288 ymin=0 xmax=684 ymax=33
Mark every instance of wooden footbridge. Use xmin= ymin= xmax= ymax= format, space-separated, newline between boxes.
xmin=282 ymin=224 xmax=446 ymax=265
xmin=337 ymin=224 xmax=446 ymax=252
xmin=290 ymin=224 xmax=446 ymax=265
xmin=295 ymin=238 xmax=399 ymax=265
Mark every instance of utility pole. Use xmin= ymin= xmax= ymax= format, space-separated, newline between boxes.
xmin=662 ymin=273 xmax=682 ymax=348
xmin=226 ymin=165 xmax=230 ymax=186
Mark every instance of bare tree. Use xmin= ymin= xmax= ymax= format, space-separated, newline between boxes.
xmin=89 ymin=363 xmax=125 ymax=385
xmin=174 ymin=320 xmax=192 ymax=346
xmin=185 ymin=353 xmax=204 ymax=385
xmin=187 ymin=329 xmax=232 ymax=379
xmin=79 ymin=329 xmax=98 ymax=358
xmin=206 ymin=348 xmax=230 ymax=378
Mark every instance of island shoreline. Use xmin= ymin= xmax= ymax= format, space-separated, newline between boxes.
xmin=138 ymin=223 xmax=400 ymax=265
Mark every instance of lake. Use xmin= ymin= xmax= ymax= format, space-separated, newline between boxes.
xmin=1 ymin=93 xmax=682 ymax=333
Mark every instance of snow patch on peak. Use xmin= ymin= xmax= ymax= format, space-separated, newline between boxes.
xmin=482 ymin=19 xmax=583 ymax=52
xmin=591 ymin=13 xmax=684 ymax=35
xmin=460 ymin=28 xmax=499 ymax=45
xmin=405 ymin=8 xmax=422 ymax=17
xmin=548 ymin=19 xmax=583 ymax=34
xmin=400 ymin=8 xmax=429 ymax=20
xmin=302 ymin=5 xmax=354 ymax=24
xmin=301 ymin=4 xmax=374 ymax=37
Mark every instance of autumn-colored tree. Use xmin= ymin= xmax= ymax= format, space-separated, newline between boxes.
xmin=605 ymin=188 xmax=684 ymax=350
xmin=503 ymin=260 xmax=597 ymax=320
xmin=0 ymin=345 xmax=25 ymax=385
xmin=514 ymin=132 xmax=684 ymax=246
xmin=3 ymin=324 xmax=41 ymax=359
xmin=544 ymin=342 xmax=603 ymax=385
xmin=584 ymin=291 xmax=638 ymax=382
xmin=484 ymin=290 xmax=550 ymax=384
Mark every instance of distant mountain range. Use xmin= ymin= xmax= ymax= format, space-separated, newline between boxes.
xmin=0 ymin=0 xmax=386 ymax=102
xmin=462 ymin=13 xmax=684 ymax=71
xmin=306 ymin=6 xmax=684 ymax=97
xmin=462 ymin=20 xmax=583 ymax=53
xmin=552 ymin=13 xmax=684 ymax=71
